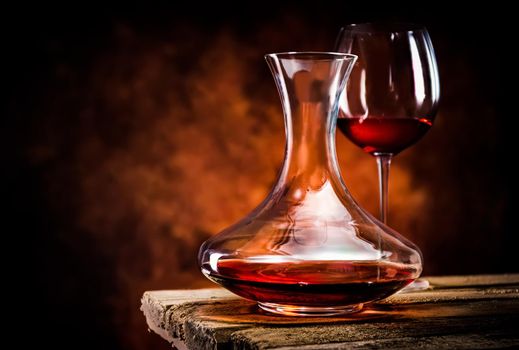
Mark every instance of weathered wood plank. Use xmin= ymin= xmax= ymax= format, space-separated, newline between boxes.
xmin=140 ymin=274 xmax=519 ymax=350
xmin=274 ymin=332 xmax=519 ymax=350
xmin=230 ymin=309 xmax=519 ymax=349
xmin=426 ymin=274 xmax=519 ymax=288
xmin=141 ymin=289 xmax=237 ymax=343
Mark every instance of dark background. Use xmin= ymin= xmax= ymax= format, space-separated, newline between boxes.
xmin=6 ymin=2 xmax=509 ymax=349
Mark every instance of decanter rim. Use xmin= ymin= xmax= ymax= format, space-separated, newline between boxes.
xmin=265 ymin=52 xmax=357 ymax=61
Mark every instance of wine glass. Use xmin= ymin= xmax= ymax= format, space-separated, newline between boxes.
xmin=335 ymin=23 xmax=440 ymax=291
xmin=335 ymin=23 xmax=440 ymax=222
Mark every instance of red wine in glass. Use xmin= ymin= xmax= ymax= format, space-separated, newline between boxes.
xmin=337 ymin=115 xmax=433 ymax=156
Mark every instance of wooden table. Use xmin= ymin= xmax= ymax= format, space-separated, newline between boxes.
xmin=141 ymin=275 xmax=519 ymax=349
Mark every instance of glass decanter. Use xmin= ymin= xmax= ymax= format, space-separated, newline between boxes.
xmin=198 ymin=52 xmax=423 ymax=316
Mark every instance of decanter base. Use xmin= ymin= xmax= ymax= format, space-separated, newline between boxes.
xmin=258 ymin=302 xmax=363 ymax=317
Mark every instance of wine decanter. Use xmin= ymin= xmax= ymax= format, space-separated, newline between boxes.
xmin=198 ymin=52 xmax=423 ymax=316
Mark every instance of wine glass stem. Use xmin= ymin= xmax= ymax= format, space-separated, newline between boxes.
xmin=376 ymin=154 xmax=392 ymax=223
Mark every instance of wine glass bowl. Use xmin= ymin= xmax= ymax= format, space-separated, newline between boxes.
xmin=335 ymin=22 xmax=440 ymax=222
xmin=337 ymin=115 xmax=433 ymax=156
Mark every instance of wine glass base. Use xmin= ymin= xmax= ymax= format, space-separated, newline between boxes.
xmin=399 ymin=278 xmax=430 ymax=293
xmin=258 ymin=302 xmax=363 ymax=316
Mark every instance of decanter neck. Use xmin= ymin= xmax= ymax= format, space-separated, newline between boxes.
xmin=285 ymin=101 xmax=334 ymax=189
xmin=265 ymin=53 xmax=356 ymax=191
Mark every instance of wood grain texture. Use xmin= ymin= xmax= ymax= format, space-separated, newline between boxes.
xmin=140 ymin=274 xmax=519 ymax=349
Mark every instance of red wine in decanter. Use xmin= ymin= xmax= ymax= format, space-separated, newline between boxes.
xmin=203 ymin=259 xmax=417 ymax=306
